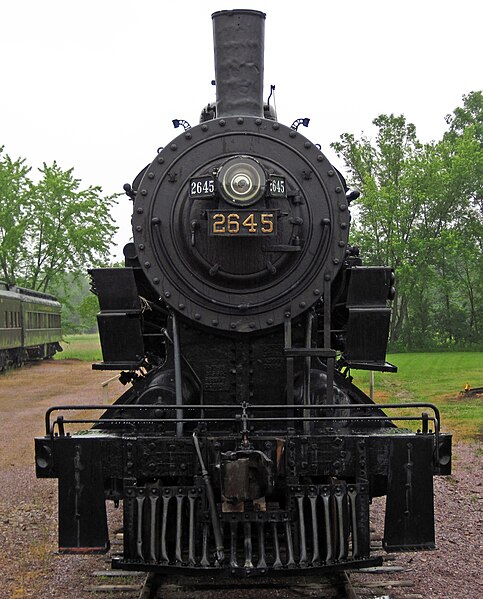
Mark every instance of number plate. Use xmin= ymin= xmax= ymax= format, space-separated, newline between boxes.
xmin=267 ymin=176 xmax=287 ymax=198
xmin=207 ymin=210 xmax=277 ymax=237
xmin=189 ymin=176 xmax=215 ymax=199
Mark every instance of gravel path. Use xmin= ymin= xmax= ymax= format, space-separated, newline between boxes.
xmin=0 ymin=360 xmax=480 ymax=598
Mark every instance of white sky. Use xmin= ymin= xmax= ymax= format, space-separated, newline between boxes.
xmin=1 ymin=0 xmax=481 ymax=260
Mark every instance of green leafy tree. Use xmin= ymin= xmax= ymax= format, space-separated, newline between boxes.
xmin=78 ymin=294 xmax=101 ymax=333
xmin=331 ymin=114 xmax=426 ymax=344
xmin=332 ymin=95 xmax=482 ymax=350
xmin=0 ymin=148 xmax=30 ymax=284
xmin=0 ymin=151 xmax=118 ymax=292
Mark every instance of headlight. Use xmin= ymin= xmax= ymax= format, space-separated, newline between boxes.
xmin=217 ymin=156 xmax=266 ymax=206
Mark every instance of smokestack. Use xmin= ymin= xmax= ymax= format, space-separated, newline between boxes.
xmin=211 ymin=9 xmax=266 ymax=118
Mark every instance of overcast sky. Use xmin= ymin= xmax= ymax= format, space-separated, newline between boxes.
xmin=1 ymin=0 xmax=481 ymax=260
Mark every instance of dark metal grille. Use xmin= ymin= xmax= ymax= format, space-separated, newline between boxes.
xmin=122 ymin=481 xmax=369 ymax=571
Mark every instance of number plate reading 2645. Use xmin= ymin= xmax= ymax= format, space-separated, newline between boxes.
xmin=189 ymin=176 xmax=215 ymax=199
xmin=207 ymin=210 xmax=277 ymax=237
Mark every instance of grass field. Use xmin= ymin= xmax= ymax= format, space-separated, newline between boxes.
xmin=57 ymin=336 xmax=482 ymax=440
xmin=56 ymin=334 xmax=102 ymax=361
xmin=352 ymin=352 xmax=482 ymax=440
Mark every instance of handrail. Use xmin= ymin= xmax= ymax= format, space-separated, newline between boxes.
xmin=44 ymin=402 xmax=441 ymax=437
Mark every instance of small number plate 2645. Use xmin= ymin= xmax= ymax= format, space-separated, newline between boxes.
xmin=189 ymin=176 xmax=215 ymax=199
xmin=207 ymin=210 xmax=277 ymax=237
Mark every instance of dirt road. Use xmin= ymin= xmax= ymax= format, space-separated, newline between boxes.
xmin=0 ymin=360 xmax=125 ymax=599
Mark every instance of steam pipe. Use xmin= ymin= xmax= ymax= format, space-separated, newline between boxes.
xmin=212 ymin=9 xmax=266 ymax=117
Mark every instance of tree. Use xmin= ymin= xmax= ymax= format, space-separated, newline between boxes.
xmin=332 ymin=96 xmax=483 ymax=350
xmin=445 ymin=90 xmax=483 ymax=143
xmin=0 ymin=150 xmax=118 ymax=292
xmin=0 ymin=148 xmax=31 ymax=284
xmin=331 ymin=114 xmax=427 ymax=344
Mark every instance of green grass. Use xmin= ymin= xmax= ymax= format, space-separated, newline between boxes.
xmin=56 ymin=333 xmax=102 ymax=361
xmin=351 ymin=352 xmax=482 ymax=440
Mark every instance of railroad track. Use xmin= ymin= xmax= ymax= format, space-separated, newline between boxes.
xmin=87 ymin=565 xmax=422 ymax=598
xmin=86 ymin=532 xmax=422 ymax=598
xmin=138 ymin=570 xmax=359 ymax=599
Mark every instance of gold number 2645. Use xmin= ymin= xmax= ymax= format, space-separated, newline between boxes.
xmin=212 ymin=213 xmax=273 ymax=234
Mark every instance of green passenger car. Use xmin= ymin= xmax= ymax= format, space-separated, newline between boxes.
xmin=0 ymin=281 xmax=62 ymax=370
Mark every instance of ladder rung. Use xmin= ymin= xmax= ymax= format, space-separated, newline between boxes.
xmin=284 ymin=348 xmax=336 ymax=358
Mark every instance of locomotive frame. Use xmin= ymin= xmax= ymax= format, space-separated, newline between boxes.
xmin=35 ymin=9 xmax=451 ymax=580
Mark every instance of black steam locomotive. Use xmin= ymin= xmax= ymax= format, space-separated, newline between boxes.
xmin=36 ymin=10 xmax=451 ymax=577
xmin=0 ymin=281 xmax=61 ymax=371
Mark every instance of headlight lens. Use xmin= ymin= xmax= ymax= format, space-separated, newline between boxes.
xmin=218 ymin=156 xmax=266 ymax=206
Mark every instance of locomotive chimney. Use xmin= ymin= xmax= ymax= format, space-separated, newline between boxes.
xmin=212 ymin=9 xmax=266 ymax=118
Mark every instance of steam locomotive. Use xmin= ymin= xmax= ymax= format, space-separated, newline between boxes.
xmin=0 ymin=281 xmax=61 ymax=370
xmin=35 ymin=10 xmax=451 ymax=577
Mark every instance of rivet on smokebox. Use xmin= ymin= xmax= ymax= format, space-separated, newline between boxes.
xmin=170 ymin=143 xmax=177 ymax=151
xmin=327 ymin=170 xmax=334 ymax=177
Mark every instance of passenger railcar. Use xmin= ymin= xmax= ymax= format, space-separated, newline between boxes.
xmin=35 ymin=10 xmax=451 ymax=580
xmin=0 ymin=281 xmax=62 ymax=370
